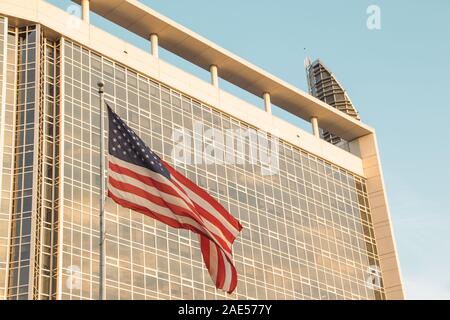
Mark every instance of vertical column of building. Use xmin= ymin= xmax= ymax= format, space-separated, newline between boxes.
xmin=6 ymin=24 xmax=40 ymax=300
xmin=0 ymin=22 xmax=19 ymax=301
xmin=50 ymin=39 xmax=61 ymax=301
xmin=150 ymin=33 xmax=158 ymax=58
xmin=31 ymin=28 xmax=45 ymax=300
xmin=210 ymin=65 xmax=218 ymax=88
xmin=55 ymin=37 xmax=65 ymax=301
xmin=357 ymin=134 xmax=404 ymax=299
xmin=263 ymin=92 xmax=271 ymax=114
xmin=310 ymin=117 xmax=319 ymax=138
xmin=30 ymin=34 xmax=60 ymax=300
xmin=0 ymin=16 xmax=9 ymax=300
xmin=81 ymin=0 xmax=90 ymax=24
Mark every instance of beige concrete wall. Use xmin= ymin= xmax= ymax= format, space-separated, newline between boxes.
xmin=357 ymin=133 xmax=404 ymax=299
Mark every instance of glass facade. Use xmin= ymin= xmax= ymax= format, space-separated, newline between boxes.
xmin=0 ymin=18 xmax=386 ymax=300
xmin=32 ymin=30 xmax=60 ymax=300
xmin=1 ymin=23 xmax=60 ymax=300
xmin=59 ymin=40 xmax=384 ymax=300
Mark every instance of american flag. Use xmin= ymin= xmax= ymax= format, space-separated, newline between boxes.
xmin=106 ymin=104 xmax=243 ymax=293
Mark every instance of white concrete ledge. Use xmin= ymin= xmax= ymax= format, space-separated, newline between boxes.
xmin=70 ymin=0 xmax=374 ymax=142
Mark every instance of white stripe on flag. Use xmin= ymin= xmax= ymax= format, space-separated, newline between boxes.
xmin=222 ymin=249 xmax=232 ymax=291
xmin=108 ymin=184 xmax=206 ymax=234
xmin=171 ymin=175 xmax=241 ymax=237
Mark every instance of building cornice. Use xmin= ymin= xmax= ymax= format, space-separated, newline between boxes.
xmin=70 ymin=0 xmax=374 ymax=142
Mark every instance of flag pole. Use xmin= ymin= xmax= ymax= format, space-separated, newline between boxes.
xmin=97 ymin=81 xmax=106 ymax=300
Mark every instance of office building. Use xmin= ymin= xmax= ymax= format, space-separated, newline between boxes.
xmin=0 ymin=0 xmax=403 ymax=300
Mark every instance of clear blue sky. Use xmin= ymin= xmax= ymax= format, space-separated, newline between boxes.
xmin=48 ymin=0 xmax=450 ymax=299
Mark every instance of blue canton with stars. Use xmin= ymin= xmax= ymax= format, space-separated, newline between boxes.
xmin=107 ymin=104 xmax=171 ymax=180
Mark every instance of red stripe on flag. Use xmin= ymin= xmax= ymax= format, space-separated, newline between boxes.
xmin=163 ymin=160 xmax=243 ymax=232
xmin=200 ymin=235 xmax=211 ymax=273
xmin=228 ymin=262 xmax=238 ymax=294
xmin=109 ymin=190 xmax=209 ymax=239
xmin=109 ymin=161 xmax=183 ymax=201
xmin=109 ymin=176 xmax=233 ymax=253
xmin=109 ymin=160 xmax=237 ymax=246
xmin=107 ymin=107 xmax=243 ymax=294
xmin=107 ymin=152 xmax=242 ymax=293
